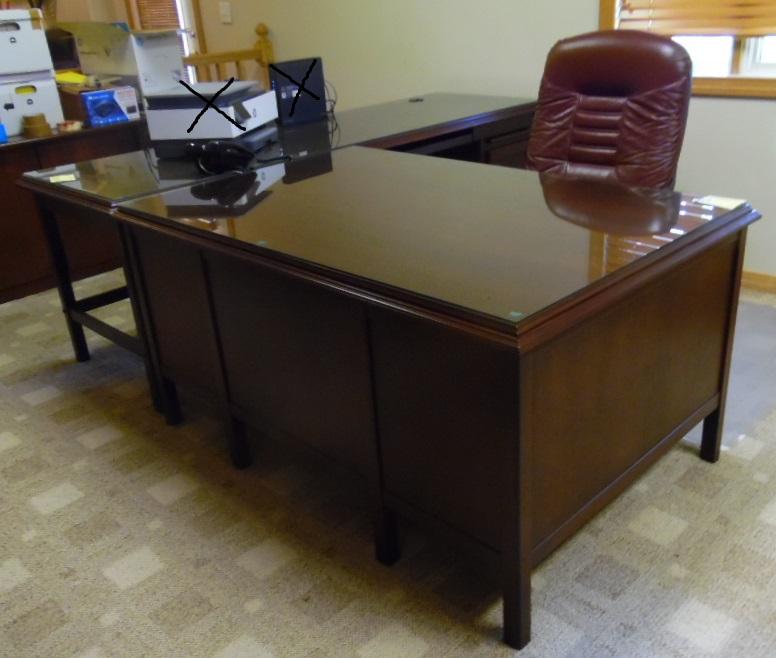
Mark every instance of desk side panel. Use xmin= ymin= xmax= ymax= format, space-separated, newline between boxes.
xmin=204 ymin=253 xmax=376 ymax=475
xmin=369 ymin=308 xmax=519 ymax=549
xmin=525 ymin=237 xmax=738 ymax=554
xmin=130 ymin=225 xmax=220 ymax=393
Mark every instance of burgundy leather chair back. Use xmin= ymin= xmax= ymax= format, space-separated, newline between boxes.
xmin=526 ymin=30 xmax=692 ymax=189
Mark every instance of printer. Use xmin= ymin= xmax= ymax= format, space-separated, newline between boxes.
xmin=145 ymin=81 xmax=278 ymax=158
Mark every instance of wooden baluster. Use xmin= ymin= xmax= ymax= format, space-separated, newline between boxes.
xmin=255 ymin=23 xmax=274 ymax=89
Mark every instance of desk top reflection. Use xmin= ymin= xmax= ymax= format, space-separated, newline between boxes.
xmin=21 ymin=150 xmax=229 ymax=207
xmin=118 ymin=146 xmax=749 ymax=330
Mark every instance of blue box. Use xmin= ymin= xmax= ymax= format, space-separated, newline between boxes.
xmin=81 ymin=86 xmax=140 ymax=127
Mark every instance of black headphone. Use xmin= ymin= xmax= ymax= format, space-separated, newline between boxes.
xmin=186 ymin=140 xmax=255 ymax=175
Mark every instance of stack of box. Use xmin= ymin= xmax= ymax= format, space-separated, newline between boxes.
xmin=0 ymin=8 xmax=64 ymax=137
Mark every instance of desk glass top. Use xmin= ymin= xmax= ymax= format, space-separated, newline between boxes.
xmin=319 ymin=92 xmax=532 ymax=147
xmin=21 ymin=150 xmax=229 ymax=206
xmin=118 ymin=146 xmax=744 ymax=325
xmin=22 ymin=94 xmax=532 ymax=205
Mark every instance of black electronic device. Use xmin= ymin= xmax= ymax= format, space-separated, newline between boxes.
xmin=186 ymin=140 xmax=255 ymax=175
xmin=270 ymin=58 xmax=327 ymax=125
xmin=151 ymin=123 xmax=278 ymax=160
xmin=280 ymin=121 xmax=334 ymax=183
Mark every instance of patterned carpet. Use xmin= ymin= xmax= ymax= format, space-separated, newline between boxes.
xmin=1 ymin=271 xmax=776 ymax=658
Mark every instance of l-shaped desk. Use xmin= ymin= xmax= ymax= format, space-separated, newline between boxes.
xmin=18 ymin=93 xmax=760 ymax=650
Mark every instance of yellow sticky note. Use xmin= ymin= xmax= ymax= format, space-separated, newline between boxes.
xmin=695 ymin=195 xmax=745 ymax=210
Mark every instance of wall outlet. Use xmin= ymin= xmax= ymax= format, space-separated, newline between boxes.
xmin=218 ymin=1 xmax=232 ymax=24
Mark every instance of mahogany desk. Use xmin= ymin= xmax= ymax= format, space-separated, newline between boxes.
xmin=17 ymin=96 xmax=759 ymax=648
xmin=110 ymin=149 xmax=759 ymax=649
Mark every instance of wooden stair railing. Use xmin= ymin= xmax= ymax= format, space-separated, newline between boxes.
xmin=183 ymin=23 xmax=275 ymax=88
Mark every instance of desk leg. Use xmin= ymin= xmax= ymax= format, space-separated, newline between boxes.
xmin=374 ymin=507 xmax=400 ymax=566
xmin=503 ymin=559 xmax=531 ymax=650
xmin=200 ymin=254 xmax=252 ymax=469
xmin=503 ymin=359 xmax=531 ymax=650
xmin=228 ymin=417 xmax=251 ymax=470
xmin=364 ymin=310 xmax=401 ymax=566
xmin=36 ymin=200 xmax=90 ymax=362
xmin=117 ymin=224 xmax=164 ymax=414
xmin=701 ymin=229 xmax=746 ymax=464
xmin=121 ymin=225 xmax=182 ymax=426
xmin=701 ymin=409 xmax=723 ymax=463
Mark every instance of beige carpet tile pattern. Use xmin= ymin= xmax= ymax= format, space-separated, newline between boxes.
xmin=1 ymin=272 xmax=776 ymax=657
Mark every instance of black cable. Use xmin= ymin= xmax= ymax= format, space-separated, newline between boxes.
xmin=324 ymin=79 xmax=338 ymax=114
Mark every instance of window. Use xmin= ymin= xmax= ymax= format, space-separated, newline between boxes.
xmin=134 ymin=0 xmax=180 ymax=29
xmin=600 ymin=0 xmax=776 ymax=98
xmin=125 ymin=0 xmax=202 ymax=50
xmin=125 ymin=0 xmax=203 ymax=79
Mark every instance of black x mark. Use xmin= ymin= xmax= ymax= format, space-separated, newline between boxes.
xmin=269 ymin=59 xmax=320 ymax=117
xmin=179 ymin=77 xmax=247 ymax=134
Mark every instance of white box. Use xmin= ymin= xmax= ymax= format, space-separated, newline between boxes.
xmin=0 ymin=75 xmax=64 ymax=137
xmin=59 ymin=23 xmax=184 ymax=97
xmin=146 ymin=82 xmax=278 ymax=141
xmin=0 ymin=9 xmax=54 ymax=77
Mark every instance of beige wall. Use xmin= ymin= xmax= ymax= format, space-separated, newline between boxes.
xmin=201 ymin=0 xmax=599 ymax=106
xmin=202 ymin=0 xmax=775 ymax=275
xmin=676 ymin=98 xmax=776 ymax=276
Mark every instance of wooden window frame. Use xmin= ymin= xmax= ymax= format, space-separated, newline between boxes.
xmin=599 ymin=0 xmax=776 ymax=99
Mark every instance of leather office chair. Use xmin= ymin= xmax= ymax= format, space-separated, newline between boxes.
xmin=526 ymin=30 xmax=692 ymax=189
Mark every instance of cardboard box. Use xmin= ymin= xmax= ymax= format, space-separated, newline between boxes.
xmin=58 ymin=23 xmax=183 ymax=98
xmin=58 ymin=84 xmax=140 ymax=126
xmin=0 ymin=75 xmax=64 ymax=136
xmin=58 ymin=85 xmax=91 ymax=122
xmin=81 ymin=86 xmax=140 ymax=127
xmin=0 ymin=9 xmax=54 ymax=78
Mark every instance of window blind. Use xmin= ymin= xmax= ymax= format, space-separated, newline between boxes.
xmin=618 ymin=1 xmax=776 ymax=36
xmin=135 ymin=0 xmax=181 ymax=30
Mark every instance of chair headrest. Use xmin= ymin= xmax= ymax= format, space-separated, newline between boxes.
xmin=544 ymin=30 xmax=692 ymax=96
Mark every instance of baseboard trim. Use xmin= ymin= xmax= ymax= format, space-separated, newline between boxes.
xmin=742 ymin=270 xmax=776 ymax=293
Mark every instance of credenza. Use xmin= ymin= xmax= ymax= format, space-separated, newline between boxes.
xmin=0 ymin=120 xmax=146 ymax=302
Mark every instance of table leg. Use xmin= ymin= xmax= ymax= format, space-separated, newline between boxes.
xmin=116 ymin=225 xmax=164 ymax=413
xmin=199 ymin=253 xmax=253 ymax=468
xmin=119 ymin=224 xmax=183 ymax=425
xmin=374 ymin=507 xmax=400 ymax=566
xmin=502 ymin=555 xmax=531 ymax=649
xmin=503 ymin=359 xmax=530 ymax=649
xmin=36 ymin=200 xmax=90 ymax=362
xmin=701 ymin=408 xmax=723 ymax=463
xmin=503 ymin=473 xmax=531 ymax=650
xmin=700 ymin=229 xmax=746 ymax=464
xmin=228 ymin=417 xmax=251 ymax=470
